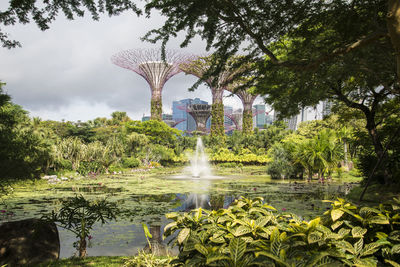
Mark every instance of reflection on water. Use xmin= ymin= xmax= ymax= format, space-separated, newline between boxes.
xmin=1 ymin=176 xmax=357 ymax=258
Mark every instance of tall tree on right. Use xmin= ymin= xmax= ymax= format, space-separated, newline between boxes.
xmin=145 ymin=0 xmax=399 ymax=185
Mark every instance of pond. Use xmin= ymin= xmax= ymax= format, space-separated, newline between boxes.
xmin=1 ymin=168 xmax=357 ymax=258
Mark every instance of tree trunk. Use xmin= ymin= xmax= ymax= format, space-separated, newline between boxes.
xmin=242 ymin=102 xmax=253 ymax=135
xmin=343 ymin=140 xmax=349 ymax=170
xmin=387 ymin=0 xmax=400 ymax=87
xmin=150 ymin=88 xmax=163 ymax=121
xmin=365 ymin=112 xmax=392 ymax=184
xmin=211 ymin=89 xmax=225 ymax=137
xmin=79 ymin=238 xmax=87 ymax=258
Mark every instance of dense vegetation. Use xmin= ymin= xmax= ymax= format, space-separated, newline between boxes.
xmin=1 ymin=1 xmax=400 ymax=265
xmin=164 ymin=196 xmax=400 ymax=266
xmin=1 ymin=81 xmax=399 ymax=193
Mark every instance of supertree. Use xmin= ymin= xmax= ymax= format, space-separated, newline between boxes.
xmin=187 ymin=104 xmax=212 ymax=133
xmin=226 ymin=80 xmax=259 ymax=135
xmin=111 ymin=48 xmax=189 ymax=121
xmin=180 ymin=55 xmax=247 ymax=137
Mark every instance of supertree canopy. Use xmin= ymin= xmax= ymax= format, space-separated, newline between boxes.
xmin=111 ymin=48 xmax=189 ymax=121
xmin=180 ymin=55 xmax=247 ymax=137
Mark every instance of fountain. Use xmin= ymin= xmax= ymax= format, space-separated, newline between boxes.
xmin=190 ymin=137 xmax=212 ymax=178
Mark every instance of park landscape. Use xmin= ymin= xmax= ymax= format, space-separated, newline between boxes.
xmin=1 ymin=0 xmax=400 ymax=266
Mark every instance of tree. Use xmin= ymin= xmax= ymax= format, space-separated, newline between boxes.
xmin=0 ymin=82 xmax=51 ymax=178
xmin=110 ymin=111 xmax=130 ymax=125
xmin=0 ymin=0 xmax=140 ymax=48
xmin=144 ymin=0 xmax=399 ymax=85
xmin=124 ymin=120 xmax=181 ymax=147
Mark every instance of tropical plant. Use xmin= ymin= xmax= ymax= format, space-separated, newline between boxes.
xmin=44 ymin=195 xmax=119 ymax=258
xmin=164 ymin=196 xmax=400 ymax=266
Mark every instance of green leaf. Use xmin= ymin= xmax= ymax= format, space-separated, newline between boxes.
xmin=177 ymin=228 xmax=190 ymax=244
xmin=255 ymin=251 xmax=290 ymax=267
xmin=305 ymin=252 xmax=330 ymax=267
xmin=331 ymin=220 xmax=344 ymax=230
xmin=360 ymin=242 xmax=383 ymax=256
xmin=392 ymin=244 xmax=400 ymax=254
xmin=338 ymin=228 xmax=351 ymax=237
xmin=233 ymin=225 xmax=252 ymax=237
xmin=354 ymin=238 xmax=364 ymax=255
xmin=229 ymin=238 xmax=247 ymax=264
xmin=331 ymin=209 xmax=344 ymax=222
xmin=210 ymin=236 xmax=225 ymax=243
xmin=352 ymin=226 xmax=367 ymax=238
xmin=249 ymin=207 xmax=271 ymax=215
xmin=142 ymin=223 xmax=152 ymax=239
xmin=336 ymin=240 xmax=355 ymax=254
xmin=308 ymin=231 xmax=323 ymax=244
xmin=385 ymin=259 xmax=400 ymax=267
xmin=163 ymin=221 xmax=177 ymax=232
xmin=255 ymin=216 xmax=271 ymax=228
xmin=194 ymin=243 xmax=209 ymax=255
xmin=307 ymin=217 xmax=321 ymax=230
xmin=206 ymin=253 xmax=231 ymax=265
xmin=367 ymin=215 xmax=390 ymax=225
xmin=353 ymin=257 xmax=377 ymax=267
xmin=165 ymin=212 xmax=180 ymax=219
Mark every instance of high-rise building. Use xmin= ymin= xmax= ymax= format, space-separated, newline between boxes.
xmin=224 ymin=106 xmax=234 ymax=127
xmin=253 ymin=104 xmax=266 ymax=128
xmin=141 ymin=114 xmax=173 ymax=125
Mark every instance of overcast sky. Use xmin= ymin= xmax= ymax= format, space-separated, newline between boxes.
xmin=0 ymin=6 xmax=266 ymax=122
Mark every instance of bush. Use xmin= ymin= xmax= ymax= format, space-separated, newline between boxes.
xmin=76 ymin=161 xmax=103 ymax=176
xmin=122 ymin=157 xmax=141 ymax=168
xmin=164 ymin=197 xmax=400 ymax=266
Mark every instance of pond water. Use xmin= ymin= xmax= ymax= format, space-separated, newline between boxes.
xmin=1 ymin=170 xmax=356 ymax=258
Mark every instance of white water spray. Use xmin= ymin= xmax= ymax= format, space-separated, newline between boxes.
xmin=190 ymin=137 xmax=212 ymax=178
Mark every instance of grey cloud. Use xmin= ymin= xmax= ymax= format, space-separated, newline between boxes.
xmin=0 ymin=10 xmax=245 ymax=121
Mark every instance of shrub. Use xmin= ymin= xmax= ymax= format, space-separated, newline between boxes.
xmin=76 ymin=161 xmax=103 ymax=176
xmin=122 ymin=157 xmax=141 ymax=168
xmin=164 ymin=197 xmax=400 ymax=266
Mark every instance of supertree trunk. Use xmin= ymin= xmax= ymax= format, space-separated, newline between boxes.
xmin=211 ymin=89 xmax=225 ymax=137
xmin=242 ymin=102 xmax=254 ymax=135
xmin=151 ymin=88 xmax=162 ymax=121
xmin=228 ymin=88 xmax=258 ymax=135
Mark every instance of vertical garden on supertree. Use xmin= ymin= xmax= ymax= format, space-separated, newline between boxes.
xmin=227 ymin=80 xmax=259 ymax=135
xmin=111 ymin=48 xmax=188 ymax=121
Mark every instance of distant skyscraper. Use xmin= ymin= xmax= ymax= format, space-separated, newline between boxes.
xmin=253 ymin=104 xmax=266 ymax=128
xmin=141 ymin=114 xmax=173 ymax=125
xmin=224 ymin=106 xmax=234 ymax=127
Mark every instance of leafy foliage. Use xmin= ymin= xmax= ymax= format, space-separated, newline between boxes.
xmin=44 ymin=195 xmax=119 ymax=257
xmin=164 ymin=196 xmax=400 ymax=266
